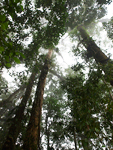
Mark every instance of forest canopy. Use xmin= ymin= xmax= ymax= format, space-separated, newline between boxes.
xmin=0 ymin=0 xmax=113 ymax=150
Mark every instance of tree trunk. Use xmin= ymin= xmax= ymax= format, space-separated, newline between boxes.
xmin=77 ymin=25 xmax=108 ymax=63
xmin=73 ymin=125 xmax=77 ymax=150
xmin=72 ymin=100 xmax=77 ymax=150
xmin=45 ymin=113 xmax=50 ymax=150
xmin=77 ymin=25 xmax=113 ymax=86
xmin=81 ymin=139 xmax=90 ymax=150
xmin=2 ymin=65 xmax=38 ymax=150
xmin=23 ymin=49 xmax=53 ymax=150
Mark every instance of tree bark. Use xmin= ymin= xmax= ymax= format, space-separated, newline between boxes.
xmin=2 ymin=65 xmax=38 ymax=150
xmin=45 ymin=113 xmax=50 ymax=150
xmin=23 ymin=49 xmax=53 ymax=150
xmin=77 ymin=25 xmax=108 ymax=63
xmin=77 ymin=25 xmax=113 ymax=86
xmin=81 ymin=139 xmax=90 ymax=150
xmin=73 ymin=124 xmax=77 ymax=150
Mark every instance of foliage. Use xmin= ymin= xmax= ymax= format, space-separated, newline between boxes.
xmin=66 ymin=0 xmax=107 ymax=30
xmin=0 ymin=0 xmax=25 ymax=68
xmin=0 ymin=73 xmax=8 ymax=95
xmin=61 ymin=63 xmax=113 ymax=149
xmin=41 ymin=74 xmax=66 ymax=149
xmin=1 ymin=0 xmax=113 ymax=149
xmin=103 ymin=16 xmax=113 ymax=42
xmin=0 ymin=0 xmax=67 ymax=69
xmin=96 ymin=0 xmax=112 ymax=5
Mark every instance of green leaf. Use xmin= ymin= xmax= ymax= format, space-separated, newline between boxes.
xmin=9 ymin=42 xmax=13 ymax=46
xmin=1 ymin=24 xmax=6 ymax=30
xmin=4 ymin=22 xmax=8 ymax=29
xmin=0 ymin=47 xmax=4 ymax=52
xmin=95 ymin=128 xmax=99 ymax=132
xmin=9 ymin=52 xmax=13 ymax=57
xmin=20 ymin=52 xmax=25 ymax=58
xmin=0 ymin=14 xmax=6 ymax=22
xmin=15 ymin=52 xmax=19 ymax=55
xmin=5 ymin=56 xmax=9 ymax=62
xmin=6 ymin=63 xmax=11 ymax=68
xmin=20 ymin=5 xmax=24 ymax=11
xmin=15 ymin=0 xmax=19 ymax=3
xmin=13 ymin=57 xmax=20 ymax=64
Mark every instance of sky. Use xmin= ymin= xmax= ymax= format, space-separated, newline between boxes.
xmin=105 ymin=2 xmax=113 ymax=18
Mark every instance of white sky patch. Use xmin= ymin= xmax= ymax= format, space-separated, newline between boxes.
xmin=56 ymin=33 xmax=75 ymax=69
xmin=106 ymin=2 xmax=113 ymax=18
xmin=2 ymin=64 xmax=27 ymax=88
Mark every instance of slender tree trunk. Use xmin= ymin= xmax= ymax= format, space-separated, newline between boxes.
xmin=2 ymin=65 xmax=38 ymax=150
xmin=81 ymin=139 xmax=90 ymax=150
xmin=45 ymin=113 xmax=50 ymax=150
xmin=77 ymin=25 xmax=113 ymax=86
xmin=23 ymin=49 xmax=53 ymax=150
xmin=72 ymin=100 xmax=77 ymax=150
xmin=73 ymin=125 xmax=77 ymax=150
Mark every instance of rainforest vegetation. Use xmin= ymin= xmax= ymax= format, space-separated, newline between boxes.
xmin=0 ymin=0 xmax=113 ymax=149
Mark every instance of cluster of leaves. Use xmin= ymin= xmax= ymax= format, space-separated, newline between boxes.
xmin=41 ymin=75 xmax=66 ymax=149
xmin=0 ymin=0 xmax=25 ymax=68
xmin=103 ymin=17 xmax=113 ymax=42
xmin=0 ymin=0 xmax=110 ymax=69
xmin=0 ymin=0 xmax=68 ymax=69
xmin=96 ymin=0 xmax=112 ymax=5
xmin=66 ymin=0 xmax=107 ymax=30
xmin=60 ymin=63 xmax=113 ymax=149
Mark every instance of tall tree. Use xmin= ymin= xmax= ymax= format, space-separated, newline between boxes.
xmin=77 ymin=25 xmax=113 ymax=86
xmin=65 ymin=0 xmax=113 ymax=86
xmin=23 ymin=49 xmax=53 ymax=150
xmin=61 ymin=63 xmax=113 ymax=149
xmin=1 ymin=0 xmax=67 ymax=148
xmin=2 ymin=64 xmax=38 ymax=150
